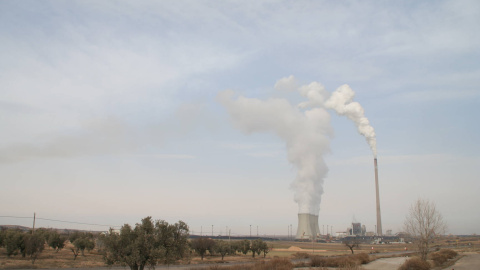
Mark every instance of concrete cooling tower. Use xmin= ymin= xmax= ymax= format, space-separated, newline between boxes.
xmin=295 ymin=214 xmax=320 ymax=240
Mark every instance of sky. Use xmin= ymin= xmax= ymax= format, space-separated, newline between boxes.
xmin=1 ymin=0 xmax=479 ymax=236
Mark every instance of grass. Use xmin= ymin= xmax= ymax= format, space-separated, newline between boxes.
xmin=0 ymin=242 xmax=105 ymax=269
xmin=310 ymin=253 xmax=371 ymax=268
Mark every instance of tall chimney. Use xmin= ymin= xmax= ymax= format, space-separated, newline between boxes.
xmin=374 ymin=158 xmax=382 ymax=236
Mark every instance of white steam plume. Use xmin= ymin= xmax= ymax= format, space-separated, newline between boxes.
xmin=218 ymin=76 xmax=377 ymax=215
xmin=217 ymin=89 xmax=332 ymax=215
xmin=325 ymin=84 xmax=377 ymax=157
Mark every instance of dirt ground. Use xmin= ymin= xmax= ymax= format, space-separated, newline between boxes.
xmin=441 ymin=252 xmax=480 ymax=270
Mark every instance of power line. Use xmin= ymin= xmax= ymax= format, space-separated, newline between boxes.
xmin=0 ymin=215 xmax=120 ymax=228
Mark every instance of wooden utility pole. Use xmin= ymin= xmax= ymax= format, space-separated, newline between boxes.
xmin=32 ymin=212 xmax=36 ymax=234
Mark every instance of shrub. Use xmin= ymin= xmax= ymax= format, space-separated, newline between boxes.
xmin=253 ymin=258 xmax=293 ymax=270
xmin=310 ymin=253 xmax=370 ymax=268
xmin=437 ymin=249 xmax=457 ymax=259
xmin=352 ymin=253 xmax=371 ymax=264
xmin=429 ymin=249 xmax=458 ymax=266
xmin=398 ymin=257 xmax=431 ymax=270
xmin=292 ymin=252 xmax=310 ymax=259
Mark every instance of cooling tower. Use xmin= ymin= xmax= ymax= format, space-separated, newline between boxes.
xmin=374 ymin=158 xmax=383 ymax=236
xmin=296 ymin=214 xmax=320 ymax=240
xmin=310 ymin=215 xmax=320 ymax=237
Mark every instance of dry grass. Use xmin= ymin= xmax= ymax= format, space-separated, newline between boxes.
xmin=190 ymin=258 xmax=294 ymax=270
xmin=309 ymin=253 xmax=371 ymax=268
xmin=0 ymin=243 xmax=105 ymax=269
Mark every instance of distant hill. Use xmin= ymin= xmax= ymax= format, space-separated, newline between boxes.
xmin=0 ymin=225 xmax=31 ymax=232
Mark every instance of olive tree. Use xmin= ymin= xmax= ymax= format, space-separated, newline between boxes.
xmin=23 ymin=233 xmax=45 ymax=264
xmin=47 ymin=231 xmax=66 ymax=252
xmin=4 ymin=229 xmax=24 ymax=257
xmin=214 ymin=240 xmax=231 ymax=260
xmin=239 ymin=239 xmax=250 ymax=255
xmin=103 ymin=216 xmax=189 ymax=270
xmin=190 ymin=237 xmax=215 ymax=260
xmin=250 ymin=239 xmax=263 ymax=258
xmin=404 ymin=199 xmax=446 ymax=261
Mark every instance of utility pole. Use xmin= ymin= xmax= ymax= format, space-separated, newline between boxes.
xmin=212 ymin=225 xmax=213 ymax=237
xmin=250 ymin=225 xmax=251 ymax=238
xmin=32 ymin=212 xmax=36 ymax=234
xmin=257 ymin=226 xmax=258 ymax=237
xmin=323 ymin=225 xmax=324 ymax=235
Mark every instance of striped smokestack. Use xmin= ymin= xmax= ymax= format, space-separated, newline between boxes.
xmin=374 ymin=158 xmax=382 ymax=236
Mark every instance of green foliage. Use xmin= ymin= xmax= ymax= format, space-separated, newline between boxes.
xmin=250 ymin=239 xmax=263 ymax=258
xmin=4 ymin=229 xmax=25 ymax=257
xmin=73 ymin=237 xmax=95 ymax=256
xmin=103 ymin=216 xmax=189 ymax=270
xmin=0 ymin=229 xmax=6 ymax=247
xmin=47 ymin=231 xmax=67 ymax=252
xmin=239 ymin=239 xmax=250 ymax=255
xmin=191 ymin=237 xmax=216 ymax=260
xmin=156 ymin=220 xmax=189 ymax=264
xmin=214 ymin=240 xmax=231 ymax=260
xmin=23 ymin=233 xmax=45 ymax=264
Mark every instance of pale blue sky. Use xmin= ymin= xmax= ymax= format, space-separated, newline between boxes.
xmin=1 ymin=0 xmax=479 ymax=235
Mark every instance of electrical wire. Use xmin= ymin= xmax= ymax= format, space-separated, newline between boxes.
xmin=0 ymin=215 xmax=120 ymax=228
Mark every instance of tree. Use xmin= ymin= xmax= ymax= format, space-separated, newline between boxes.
xmin=155 ymin=220 xmax=190 ymax=265
xmin=73 ymin=237 xmax=95 ymax=256
xmin=260 ymin=241 xmax=271 ymax=258
xmin=47 ymin=231 xmax=66 ymax=252
xmin=103 ymin=216 xmax=190 ymax=270
xmin=404 ymin=198 xmax=446 ymax=261
xmin=4 ymin=229 xmax=24 ymax=257
xmin=190 ymin=237 xmax=215 ymax=260
xmin=343 ymin=237 xmax=360 ymax=254
xmin=250 ymin=239 xmax=263 ymax=258
xmin=23 ymin=233 xmax=45 ymax=264
xmin=215 ymin=240 xmax=231 ymax=260
xmin=239 ymin=239 xmax=250 ymax=255
xmin=0 ymin=229 xmax=6 ymax=248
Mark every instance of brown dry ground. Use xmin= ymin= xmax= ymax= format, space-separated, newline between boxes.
xmin=1 ymin=237 xmax=479 ymax=269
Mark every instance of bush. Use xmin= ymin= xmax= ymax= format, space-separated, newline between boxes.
xmin=310 ymin=253 xmax=370 ymax=268
xmin=253 ymin=258 xmax=293 ymax=270
xmin=352 ymin=253 xmax=371 ymax=264
xmin=429 ymin=249 xmax=458 ymax=266
xmin=398 ymin=257 xmax=431 ymax=270
xmin=437 ymin=249 xmax=457 ymax=259
xmin=292 ymin=252 xmax=310 ymax=259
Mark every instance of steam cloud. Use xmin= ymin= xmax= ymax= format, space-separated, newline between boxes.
xmin=218 ymin=76 xmax=377 ymax=215
xmin=324 ymin=84 xmax=377 ymax=157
